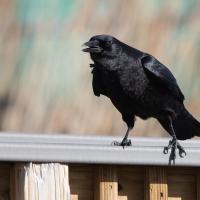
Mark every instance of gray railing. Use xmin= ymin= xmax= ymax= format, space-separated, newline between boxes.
xmin=0 ymin=132 xmax=200 ymax=166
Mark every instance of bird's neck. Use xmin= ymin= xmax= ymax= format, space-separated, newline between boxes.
xmin=94 ymin=58 xmax=121 ymax=72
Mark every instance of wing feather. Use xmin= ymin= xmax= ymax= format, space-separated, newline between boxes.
xmin=141 ymin=54 xmax=185 ymax=102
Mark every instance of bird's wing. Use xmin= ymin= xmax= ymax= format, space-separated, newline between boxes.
xmin=91 ymin=65 xmax=107 ymax=96
xmin=141 ymin=54 xmax=185 ymax=102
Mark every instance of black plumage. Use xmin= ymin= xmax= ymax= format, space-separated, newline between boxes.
xmin=83 ymin=35 xmax=200 ymax=164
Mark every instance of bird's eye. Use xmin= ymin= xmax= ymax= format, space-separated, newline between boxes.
xmin=101 ymin=41 xmax=112 ymax=49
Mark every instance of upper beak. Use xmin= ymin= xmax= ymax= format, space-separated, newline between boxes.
xmin=82 ymin=40 xmax=102 ymax=53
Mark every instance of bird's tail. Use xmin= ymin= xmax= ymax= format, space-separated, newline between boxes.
xmin=172 ymin=107 xmax=200 ymax=140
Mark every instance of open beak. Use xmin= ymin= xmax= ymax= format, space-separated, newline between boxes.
xmin=82 ymin=40 xmax=102 ymax=53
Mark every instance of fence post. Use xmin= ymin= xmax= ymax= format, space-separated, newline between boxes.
xmin=10 ymin=163 xmax=70 ymax=200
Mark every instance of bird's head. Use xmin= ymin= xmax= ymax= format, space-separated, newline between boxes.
xmin=82 ymin=35 xmax=121 ymax=62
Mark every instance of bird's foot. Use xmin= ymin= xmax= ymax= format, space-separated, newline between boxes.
xmin=112 ymin=138 xmax=132 ymax=149
xmin=177 ymin=143 xmax=187 ymax=158
xmin=163 ymin=138 xmax=186 ymax=165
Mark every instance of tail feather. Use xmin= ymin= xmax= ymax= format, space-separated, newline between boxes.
xmin=159 ymin=107 xmax=200 ymax=140
xmin=173 ymin=108 xmax=200 ymax=140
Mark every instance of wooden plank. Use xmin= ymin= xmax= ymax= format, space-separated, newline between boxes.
xmin=197 ymin=169 xmax=200 ymax=200
xmin=70 ymin=194 xmax=78 ymax=200
xmin=145 ymin=167 xmax=168 ymax=200
xmin=95 ymin=165 xmax=118 ymax=200
xmin=118 ymin=166 xmax=144 ymax=200
xmin=0 ymin=163 xmax=11 ymax=200
xmin=118 ymin=196 xmax=127 ymax=200
xmin=11 ymin=163 xmax=70 ymax=200
xmin=69 ymin=165 xmax=94 ymax=200
xmin=10 ymin=163 xmax=25 ymax=200
xmin=167 ymin=167 xmax=196 ymax=200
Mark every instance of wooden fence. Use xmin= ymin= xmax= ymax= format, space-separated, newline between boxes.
xmin=0 ymin=133 xmax=200 ymax=200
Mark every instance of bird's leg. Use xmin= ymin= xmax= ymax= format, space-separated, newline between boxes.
xmin=163 ymin=117 xmax=186 ymax=165
xmin=112 ymin=127 xmax=132 ymax=148
xmin=166 ymin=136 xmax=177 ymax=165
xmin=120 ymin=127 xmax=132 ymax=147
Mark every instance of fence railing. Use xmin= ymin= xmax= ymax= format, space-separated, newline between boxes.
xmin=0 ymin=132 xmax=200 ymax=200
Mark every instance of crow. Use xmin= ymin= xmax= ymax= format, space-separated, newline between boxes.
xmin=82 ymin=34 xmax=200 ymax=165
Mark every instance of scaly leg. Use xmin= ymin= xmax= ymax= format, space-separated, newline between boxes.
xmin=163 ymin=116 xmax=186 ymax=165
xmin=112 ymin=127 xmax=132 ymax=148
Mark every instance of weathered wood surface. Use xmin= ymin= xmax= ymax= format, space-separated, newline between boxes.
xmin=12 ymin=163 xmax=70 ymax=200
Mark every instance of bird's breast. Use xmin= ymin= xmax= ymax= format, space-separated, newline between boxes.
xmin=101 ymin=69 xmax=144 ymax=114
xmin=100 ymin=68 xmax=164 ymax=119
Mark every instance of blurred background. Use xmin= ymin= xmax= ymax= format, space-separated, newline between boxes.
xmin=0 ymin=0 xmax=200 ymax=138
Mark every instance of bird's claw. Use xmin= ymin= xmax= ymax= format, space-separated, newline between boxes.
xmin=163 ymin=138 xmax=186 ymax=165
xmin=163 ymin=147 xmax=169 ymax=154
xmin=179 ymin=150 xmax=186 ymax=158
xmin=111 ymin=141 xmax=120 ymax=146
xmin=163 ymin=140 xmax=172 ymax=154
xmin=177 ymin=145 xmax=186 ymax=158
xmin=112 ymin=139 xmax=132 ymax=148
xmin=121 ymin=139 xmax=132 ymax=148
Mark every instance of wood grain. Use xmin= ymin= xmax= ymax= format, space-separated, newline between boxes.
xmin=69 ymin=165 xmax=94 ymax=200
xmin=197 ymin=168 xmax=200 ymax=200
xmin=0 ymin=164 xmax=11 ymax=200
xmin=95 ymin=165 xmax=118 ymax=200
xmin=167 ymin=167 xmax=196 ymax=200
xmin=118 ymin=166 xmax=144 ymax=200
xmin=11 ymin=163 xmax=70 ymax=200
xmin=145 ymin=167 xmax=168 ymax=200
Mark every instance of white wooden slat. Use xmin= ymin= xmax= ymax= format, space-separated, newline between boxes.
xmin=12 ymin=163 xmax=70 ymax=200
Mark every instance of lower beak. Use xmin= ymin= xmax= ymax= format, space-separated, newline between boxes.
xmin=82 ymin=41 xmax=102 ymax=53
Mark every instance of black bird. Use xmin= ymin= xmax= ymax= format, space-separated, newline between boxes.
xmin=82 ymin=34 xmax=200 ymax=165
